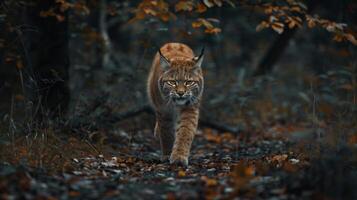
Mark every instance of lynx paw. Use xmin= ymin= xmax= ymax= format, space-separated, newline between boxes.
xmin=169 ymin=153 xmax=188 ymax=167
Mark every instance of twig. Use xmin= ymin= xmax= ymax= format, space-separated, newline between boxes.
xmin=84 ymin=139 xmax=101 ymax=154
xmin=9 ymin=95 xmax=16 ymax=154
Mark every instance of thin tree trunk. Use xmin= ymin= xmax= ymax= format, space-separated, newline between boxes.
xmin=253 ymin=28 xmax=297 ymax=76
xmin=99 ymin=0 xmax=111 ymax=68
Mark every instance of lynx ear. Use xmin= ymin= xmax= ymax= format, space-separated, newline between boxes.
xmin=159 ymin=49 xmax=170 ymax=70
xmin=193 ymin=47 xmax=204 ymax=69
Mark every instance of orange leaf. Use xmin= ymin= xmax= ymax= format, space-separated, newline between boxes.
xmin=231 ymin=162 xmax=255 ymax=178
xmin=345 ymin=33 xmax=357 ymax=45
xmin=333 ymin=34 xmax=344 ymax=42
xmin=16 ymin=60 xmax=24 ymax=69
xmin=290 ymin=6 xmax=301 ymax=12
xmin=192 ymin=18 xmax=214 ymax=29
xmin=307 ymin=20 xmax=316 ymax=28
xmin=256 ymin=21 xmax=269 ymax=32
xmin=271 ymin=22 xmax=284 ymax=34
xmin=143 ymin=7 xmax=157 ymax=16
xmin=264 ymin=6 xmax=273 ymax=14
xmin=288 ymin=20 xmax=296 ymax=29
xmin=196 ymin=3 xmax=207 ymax=13
xmin=167 ymin=192 xmax=176 ymax=200
xmin=69 ymin=191 xmax=80 ymax=197
xmin=56 ymin=14 xmax=65 ymax=22
xmin=205 ymin=27 xmax=221 ymax=34
xmin=192 ymin=21 xmax=203 ymax=28
xmin=40 ymin=10 xmax=56 ymax=18
xmin=339 ymin=84 xmax=353 ymax=90
xmin=201 ymin=176 xmax=218 ymax=186
xmin=282 ymin=162 xmax=298 ymax=173
xmin=200 ymin=18 xmax=214 ymax=29
xmin=178 ymin=170 xmax=186 ymax=177
xmin=348 ymin=134 xmax=357 ymax=145
xmin=175 ymin=1 xmax=194 ymax=12
xmin=271 ymin=154 xmax=288 ymax=163
xmin=158 ymin=13 xmax=171 ymax=22
xmin=204 ymin=130 xmax=221 ymax=143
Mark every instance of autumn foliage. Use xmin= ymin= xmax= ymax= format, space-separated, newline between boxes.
xmin=0 ymin=0 xmax=357 ymax=199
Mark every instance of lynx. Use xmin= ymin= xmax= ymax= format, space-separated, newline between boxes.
xmin=147 ymin=43 xmax=204 ymax=166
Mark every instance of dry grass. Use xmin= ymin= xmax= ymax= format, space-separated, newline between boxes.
xmin=0 ymin=128 xmax=101 ymax=173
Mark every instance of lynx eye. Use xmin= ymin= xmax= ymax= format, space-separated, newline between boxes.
xmin=166 ymin=80 xmax=177 ymax=86
xmin=185 ymin=81 xmax=195 ymax=86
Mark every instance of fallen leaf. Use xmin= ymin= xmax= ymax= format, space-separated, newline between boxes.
xmin=178 ymin=170 xmax=186 ymax=177
xmin=271 ymin=154 xmax=288 ymax=163
xmin=201 ymin=176 xmax=218 ymax=186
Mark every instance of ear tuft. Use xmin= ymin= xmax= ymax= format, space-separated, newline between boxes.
xmin=159 ymin=49 xmax=170 ymax=70
xmin=194 ymin=47 xmax=204 ymax=68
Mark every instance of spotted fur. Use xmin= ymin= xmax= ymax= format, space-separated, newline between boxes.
xmin=147 ymin=43 xmax=204 ymax=166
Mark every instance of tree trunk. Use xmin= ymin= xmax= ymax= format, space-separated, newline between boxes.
xmin=24 ymin=0 xmax=70 ymax=119
xmin=253 ymin=28 xmax=297 ymax=76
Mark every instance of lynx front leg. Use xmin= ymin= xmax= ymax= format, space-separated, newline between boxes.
xmin=155 ymin=112 xmax=175 ymax=161
xmin=170 ymin=107 xmax=199 ymax=166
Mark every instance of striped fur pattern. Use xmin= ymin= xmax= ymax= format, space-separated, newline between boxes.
xmin=147 ymin=43 xmax=204 ymax=166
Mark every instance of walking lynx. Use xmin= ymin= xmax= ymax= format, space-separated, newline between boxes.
xmin=147 ymin=43 xmax=204 ymax=166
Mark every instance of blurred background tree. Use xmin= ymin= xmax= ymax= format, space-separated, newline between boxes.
xmin=0 ymin=0 xmax=356 ymax=131
xmin=0 ymin=1 xmax=356 ymax=198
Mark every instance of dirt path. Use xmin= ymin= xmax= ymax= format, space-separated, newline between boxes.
xmin=2 ymin=125 xmax=331 ymax=199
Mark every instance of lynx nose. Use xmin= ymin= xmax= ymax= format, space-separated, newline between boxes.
xmin=177 ymin=91 xmax=185 ymax=97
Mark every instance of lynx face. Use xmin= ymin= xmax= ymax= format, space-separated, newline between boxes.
xmin=159 ymin=60 xmax=204 ymax=107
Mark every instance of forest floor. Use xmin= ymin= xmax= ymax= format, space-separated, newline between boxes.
xmin=1 ymin=119 xmax=356 ymax=200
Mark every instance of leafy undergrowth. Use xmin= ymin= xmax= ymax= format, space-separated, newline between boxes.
xmin=1 ymin=122 xmax=357 ymax=200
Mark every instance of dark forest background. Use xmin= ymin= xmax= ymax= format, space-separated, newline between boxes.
xmin=0 ymin=0 xmax=357 ymax=199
